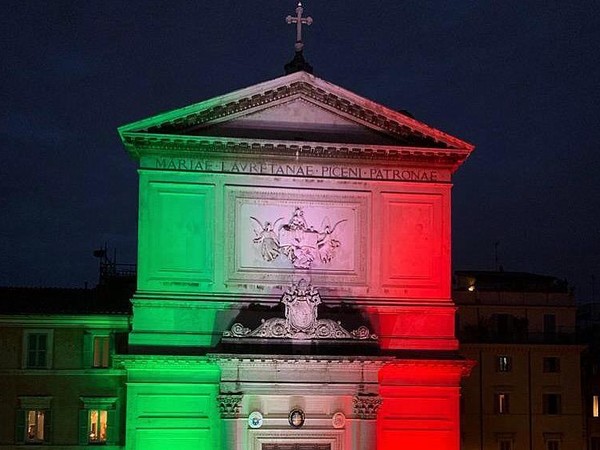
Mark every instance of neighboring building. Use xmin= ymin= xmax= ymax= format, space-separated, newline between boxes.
xmin=0 ymin=285 xmax=131 ymax=449
xmin=578 ymin=301 xmax=600 ymax=450
xmin=455 ymin=270 xmax=585 ymax=450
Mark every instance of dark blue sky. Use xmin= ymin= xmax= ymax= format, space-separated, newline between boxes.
xmin=1 ymin=1 xmax=599 ymax=299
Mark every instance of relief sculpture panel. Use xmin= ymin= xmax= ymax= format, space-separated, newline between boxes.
xmin=250 ymin=206 xmax=347 ymax=269
xmin=225 ymin=186 xmax=369 ymax=286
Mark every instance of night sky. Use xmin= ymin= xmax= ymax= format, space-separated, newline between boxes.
xmin=2 ymin=1 xmax=599 ymax=300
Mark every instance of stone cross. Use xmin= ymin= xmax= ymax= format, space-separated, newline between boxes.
xmin=286 ymin=2 xmax=313 ymax=52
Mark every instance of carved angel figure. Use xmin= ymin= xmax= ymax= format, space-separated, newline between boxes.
xmin=250 ymin=216 xmax=284 ymax=262
xmin=317 ymin=218 xmax=347 ymax=263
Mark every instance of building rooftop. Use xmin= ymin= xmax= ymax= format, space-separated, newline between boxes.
xmin=454 ymin=270 xmax=570 ymax=293
xmin=0 ymin=285 xmax=132 ymax=315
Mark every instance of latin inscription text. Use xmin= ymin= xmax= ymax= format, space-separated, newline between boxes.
xmin=151 ymin=158 xmax=441 ymax=182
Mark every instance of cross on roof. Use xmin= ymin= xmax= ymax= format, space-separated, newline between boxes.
xmin=286 ymin=2 xmax=313 ymax=52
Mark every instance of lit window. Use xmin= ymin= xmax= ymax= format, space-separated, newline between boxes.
xmin=495 ymin=393 xmax=510 ymax=414
xmin=25 ymin=410 xmax=46 ymax=443
xmin=543 ymin=357 xmax=560 ymax=373
xmin=93 ymin=336 xmax=110 ymax=368
xmin=79 ymin=397 xmax=118 ymax=445
xmin=17 ymin=397 xmax=52 ymax=444
xmin=85 ymin=332 xmax=114 ymax=369
xmin=23 ymin=330 xmax=53 ymax=369
xmin=498 ymin=355 xmax=512 ymax=372
xmin=593 ymin=395 xmax=599 ymax=418
xmin=88 ymin=410 xmax=108 ymax=443
xmin=543 ymin=394 xmax=562 ymax=415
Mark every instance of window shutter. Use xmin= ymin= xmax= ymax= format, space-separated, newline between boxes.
xmin=79 ymin=410 xmax=89 ymax=445
xmin=83 ymin=333 xmax=92 ymax=369
xmin=43 ymin=409 xmax=52 ymax=443
xmin=108 ymin=333 xmax=115 ymax=368
xmin=38 ymin=334 xmax=47 ymax=367
xmin=106 ymin=409 xmax=118 ymax=445
xmin=15 ymin=409 xmax=25 ymax=443
xmin=26 ymin=334 xmax=36 ymax=367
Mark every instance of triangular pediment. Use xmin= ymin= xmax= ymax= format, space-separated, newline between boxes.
xmin=198 ymin=97 xmax=399 ymax=145
xmin=119 ymin=71 xmax=474 ymax=156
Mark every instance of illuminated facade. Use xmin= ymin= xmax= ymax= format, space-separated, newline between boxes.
xmin=115 ymin=69 xmax=474 ymax=450
xmin=0 ymin=70 xmax=475 ymax=449
xmin=455 ymin=271 xmax=585 ymax=450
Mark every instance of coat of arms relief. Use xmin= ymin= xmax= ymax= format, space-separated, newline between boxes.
xmin=223 ymin=280 xmax=376 ymax=341
xmin=250 ymin=206 xmax=347 ymax=269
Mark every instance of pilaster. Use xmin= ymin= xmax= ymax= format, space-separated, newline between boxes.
xmin=377 ymin=359 xmax=474 ymax=450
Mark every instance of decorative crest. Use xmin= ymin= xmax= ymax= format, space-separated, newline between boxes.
xmin=223 ymin=280 xmax=377 ymax=341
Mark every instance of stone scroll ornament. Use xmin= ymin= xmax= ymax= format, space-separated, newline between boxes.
xmin=250 ymin=207 xmax=347 ymax=269
xmin=223 ymin=280 xmax=377 ymax=341
xmin=217 ymin=393 xmax=243 ymax=419
xmin=353 ymin=394 xmax=383 ymax=419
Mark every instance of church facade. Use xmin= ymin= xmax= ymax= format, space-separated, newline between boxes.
xmin=115 ymin=69 xmax=475 ymax=450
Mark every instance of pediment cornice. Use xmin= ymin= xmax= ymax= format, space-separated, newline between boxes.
xmin=123 ymin=133 xmax=470 ymax=169
xmin=119 ymin=72 xmax=474 ymax=166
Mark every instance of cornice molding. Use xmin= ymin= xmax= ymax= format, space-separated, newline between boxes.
xmin=119 ymin=72 xmax=474 ymax=169
xmin=379 ymin=358 xmax=476 ymax=384
xmin=0 ymin=314 xmax=129 ymax=328
xmin=460 ymin=343 xmax=586 ymax=352
xmin=113 ymin=354 xmax=216 ymax=370
xmin=137 ymin=78 xmax=470 ymax=150
xmin=210 ymin=354 xmax=394 ymax=365
xmin=1 ymin=369 xmax=126 ymax=376
xmin=123 ymin=133 xmax=470 ymax=169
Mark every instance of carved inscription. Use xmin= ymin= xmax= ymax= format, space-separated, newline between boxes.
xmin=151 ymin=157 xmax=440 ymax=182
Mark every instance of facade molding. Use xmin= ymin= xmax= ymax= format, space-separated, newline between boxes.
xmin=126 ymin=135 xmax=470 ymax=169
xmin=461 ymin=343 xmax=587 ymax=352
xmin=1 ymin=369 xmax=126 ymax=376
xmin=0 ymin=314 xmax=129 ymax=329
xmin=113 ymin=355 xmax=215 ymax=369
xmin=119 ymin=72 xmax=474 ymax=153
